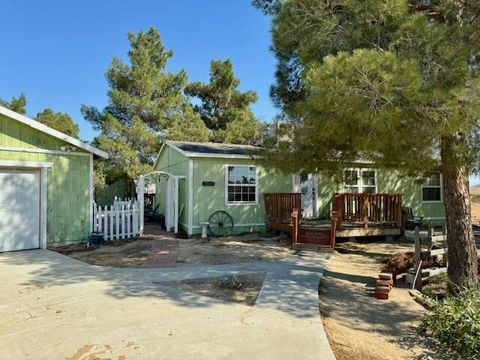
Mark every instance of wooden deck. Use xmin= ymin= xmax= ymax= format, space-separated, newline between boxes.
xmin=264 ymin=192 xmax=404 ymax=248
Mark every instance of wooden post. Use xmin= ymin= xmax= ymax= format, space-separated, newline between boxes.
xmin=414 ymin=226 xmax=422 ymax=290
xmin=362 ymin=195 xmax=369 ymax=228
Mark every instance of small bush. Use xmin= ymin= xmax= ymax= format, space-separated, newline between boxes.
xmin=421 ymin=286 xmax=480 ymax=359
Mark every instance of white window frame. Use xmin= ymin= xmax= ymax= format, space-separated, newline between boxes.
xmin=421 ymin=173 xmax=443 ymax=203
xmin=343 ymin=168 xmax=378 ymax=193
xmin=225 ymin=164 xmax=258 ymax=206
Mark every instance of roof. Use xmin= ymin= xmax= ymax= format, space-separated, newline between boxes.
xmin=0 ymin=105 xmax=108 ymax=158
xmin=165 ymin=140 xmax=260 ymax=159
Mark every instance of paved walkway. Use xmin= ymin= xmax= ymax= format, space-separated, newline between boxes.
xmin=143 ymin=229 xmax=178 ymax=268
xmin=0 ymin=249 xmax=335 ymax=360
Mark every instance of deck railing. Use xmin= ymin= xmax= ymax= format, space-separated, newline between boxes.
xmin=264 ymin=193 xmax=301 ymax=225
xmin=332 ymin=193 xmax=403 ymax=227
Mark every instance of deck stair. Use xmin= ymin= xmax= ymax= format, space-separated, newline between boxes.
xmin=297 ymin=228 xmax=332 ymax=246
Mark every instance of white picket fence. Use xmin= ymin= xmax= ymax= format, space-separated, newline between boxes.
xmin=93 ymin=201 xmax=141 ymax=241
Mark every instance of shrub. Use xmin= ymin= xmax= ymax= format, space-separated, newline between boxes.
xmin=421 ymin=286 xmax=480 ymax=359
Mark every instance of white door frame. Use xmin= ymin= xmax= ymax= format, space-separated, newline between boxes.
xmin=138 ymin=171 xmax=184 ymax=234
xmin=0 ymin=160 xmax=53 ymax=249
xmin=293 ymin=173 xmax=318 ymax=219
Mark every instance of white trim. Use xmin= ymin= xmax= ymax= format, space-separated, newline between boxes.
xmin=423 ymin=217 xmax=445 ymax=220
xmin=343 ymin=168 xmax=378 ymax=193
xmin=40 ymin=167 xmax=48 ymax=249
xmin=224 ymin=164 xmax=258 ymax=206
xmin=0 ymin=105 xmax=108 ymax=159
xmin=188 ymin=160 xmax=194 ymax=235
xmin=0 ymin=161 xmax=49 ymax=249
xmin=0 ymin=146 xmax=91 ymax=157
xmin=0 ymin=160 xmax=53 ymax=168
xmin=165 ymin=140 xmax=258 ymax=160
xmin=421 ymin=174 xmax=443 ymax=203
xmin=174 ymin=177 xmax=179 ymax=233
xmin=89 ymin=154 xmax=94 ymax=233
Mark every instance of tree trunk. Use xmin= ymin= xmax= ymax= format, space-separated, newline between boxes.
xmin=441 ymin=137 xmax=478 ymax=289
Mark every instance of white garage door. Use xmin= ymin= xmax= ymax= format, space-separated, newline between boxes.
xmin=0 ymin=169 xmax=40 ymax=252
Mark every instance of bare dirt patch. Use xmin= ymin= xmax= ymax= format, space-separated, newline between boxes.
xmin=164 ymin=273 xmax=266 ymax=306
xmin=319 ymin=240 xmax=447 ymax=360
xmin=176 ymin=233 xmax=294 ymax=266
xmin=64 ymin=239 xmax=154 ymax=267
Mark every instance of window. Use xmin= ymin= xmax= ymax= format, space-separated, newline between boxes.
xmin=422 ymin=174 xmax=441 ymax=202
xmin=344 ymin=169 xmax=377 ymax=193
xmin=226 ymin=166 xmax=257 ymax=204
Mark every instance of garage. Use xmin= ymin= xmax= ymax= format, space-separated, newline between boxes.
xmin=0 ymin=168 xmax=41 ymax=252
xmin=0 ymin=105 xmax=108 ymax=251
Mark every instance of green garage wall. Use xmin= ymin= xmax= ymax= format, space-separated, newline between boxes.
xmin=0 ymin=114 xmax=92 ymax=246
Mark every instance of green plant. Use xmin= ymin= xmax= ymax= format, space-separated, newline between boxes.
xmin=215 ymin=275 xmax=243 ymax=290
xmin=421 ymin=286 xmax=480 ymax=359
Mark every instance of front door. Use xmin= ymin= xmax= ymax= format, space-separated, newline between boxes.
xmin=293 ymin=174 xmax=317 ymax=219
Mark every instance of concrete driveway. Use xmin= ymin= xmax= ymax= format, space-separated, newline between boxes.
xmin=0 ymin=250 xmax=334 ymax=360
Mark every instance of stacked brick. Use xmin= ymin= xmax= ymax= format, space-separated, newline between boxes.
xmin=375 ymin=272 xmax=393 ymax=300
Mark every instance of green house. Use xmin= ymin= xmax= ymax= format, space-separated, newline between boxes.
xmin=153 ymin=141 xmax=445 ymax=237
xmin=0 ymin=106 xmax=108 ymax=252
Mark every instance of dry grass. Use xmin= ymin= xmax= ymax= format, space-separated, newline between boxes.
xmin=319 ymin=240 xmax=447 ymax=360
xmin=66 ymin=239 xmax=154 ymax=267
xmin=176 ymin=233 xmax=294 ymax=266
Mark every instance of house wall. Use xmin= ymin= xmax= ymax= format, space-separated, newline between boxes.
xmin=316 ymin=168 xmax=445 ymax=225
xmin=0 ymin=114 xmax=92 ymax=246
xmin=154 ymin=145 xmax=189 ymax=231
xmin=192 ymin=158 xmax=293 ymax=235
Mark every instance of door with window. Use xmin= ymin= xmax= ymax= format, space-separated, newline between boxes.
xmin=293 ymin=173 xmax=317 ymax=219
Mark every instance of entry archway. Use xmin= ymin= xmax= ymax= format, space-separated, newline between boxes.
xmin=137 ymin=171 xmax=185 ymax=234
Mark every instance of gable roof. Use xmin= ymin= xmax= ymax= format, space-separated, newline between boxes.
xmin=0 ymin=105 xmax=108 ymax=158
xmin=165 ymin=140 xmax=259 ymax=159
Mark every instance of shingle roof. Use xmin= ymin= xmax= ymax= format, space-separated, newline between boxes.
xmin=166 ymin=140 xmax=259 ymax=158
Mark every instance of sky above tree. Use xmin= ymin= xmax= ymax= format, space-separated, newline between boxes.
xmin=0 ymin=0 xmax=275 ymax=141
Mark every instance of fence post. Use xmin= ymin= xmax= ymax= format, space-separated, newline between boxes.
xmin=121 ymin=204 xmax=126 ymax=239
xmin=138 ymin=175 xmax=145 ymax=234
xmin=93 ymin=203 xmax=98 ymax=232
xmin=109 ymin=205 xmax=114 ymax=241
xmin=103 ymin=205 xmax=108 ymax=241
xmin=127 ymin=204 xmax=131 ymax=238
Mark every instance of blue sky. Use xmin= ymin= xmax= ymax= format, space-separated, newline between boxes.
xmin=0 ymin=1 xmax=275 ymax=141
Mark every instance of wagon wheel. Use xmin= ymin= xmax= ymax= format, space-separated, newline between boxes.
xmin=208 ymin=211 xmax=234 ymax=237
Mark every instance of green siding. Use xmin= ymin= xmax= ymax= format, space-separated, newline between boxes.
xmin=315 ymin=168 xmax=445 ymax=225
xmin=154 ymin=146 xmax=189 ymax=230
xmin=192 ymin=158 xmax=292 ymax=235
xmin=0 ymin=114 xmax=92 ymax=246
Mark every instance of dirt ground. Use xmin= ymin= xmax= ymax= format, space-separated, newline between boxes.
xmin=164 ymin=273 xmax=266 ymax=306
xmin=319 ymin=239 xmax=448 ymax=360
xmin=65 ymin=239 xmax=154 ymax=267
xmin=62 ymin=233 xmax=294 ymax=268
xmin=175 ymin=233 xmax=294 ymax=267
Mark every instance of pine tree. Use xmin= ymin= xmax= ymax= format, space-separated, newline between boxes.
xmin=36 ymin=108 xmax=80 ymax=138
xmin=82 ymin=27 xmax=209 ymax=186
xmin=0 ymin=94 xmax=27 ymax=114
xmin=185 ymin=59 xmax=259 ymax=144
xmin=255 ymin=0 xmax=480 ymax=287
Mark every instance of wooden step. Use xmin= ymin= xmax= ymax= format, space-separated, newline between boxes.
xmin=293 ymin=243 xmax=334 ymax=253
xmin=298 ymin=235 xmax=332 ymax=246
